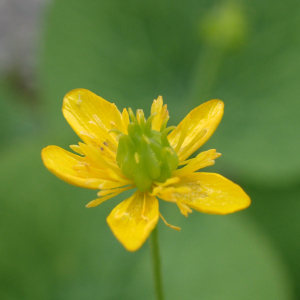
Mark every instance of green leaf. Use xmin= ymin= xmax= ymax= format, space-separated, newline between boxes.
xmin=245 ymin=181 xmax=300 ymax=298
xmin=0 ymin=135 xmax=294 ymax=299
xmin=40 ymin=0 xmax=300 ymax=186
xmin=0 ymin=80 xmax=38 ymax=145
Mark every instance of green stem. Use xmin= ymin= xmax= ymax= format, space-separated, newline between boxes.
xmin=150 ymin=226 xmax=165 ymax=300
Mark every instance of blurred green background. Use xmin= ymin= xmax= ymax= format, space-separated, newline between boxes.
xmin=1 ymin=0 xmax=300 ymax=299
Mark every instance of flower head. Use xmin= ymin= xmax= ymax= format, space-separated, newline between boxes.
xmin=42 ymin=89 xmax=250 ymax=251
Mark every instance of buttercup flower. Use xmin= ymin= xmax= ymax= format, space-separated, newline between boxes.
xmin=42 ymin=89 xmax=250 ymax=251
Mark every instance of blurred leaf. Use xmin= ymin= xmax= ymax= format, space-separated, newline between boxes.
xmin=245 ymin=181 xmax=300 ymax=298
xmin=0 ymin=80 xmax=38 ymax=145
xmin=0 ymin=135 xmax=294 ymax=299
xmin=0 ymin=133 xmax=143 ymax=300
xmin=40 ymin=0 xmax=300 ymax=186
xmin=35 ymin=0 xmax=300 ymax=298
xmin=128 ymin=211 xmax=294 ymax=300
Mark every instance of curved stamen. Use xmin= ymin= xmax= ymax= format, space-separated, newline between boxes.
xmin=145 ymin=112 xmax=157 ymax=133
xmin=159 ymin=213 xmax=181 ymax=231
xmin=160 ymin=116 xmax=170 ymax=132
xmin=128 ymin=107 xmax=137 ymax=123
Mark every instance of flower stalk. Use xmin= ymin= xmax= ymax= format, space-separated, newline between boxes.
xmin=150 ymin=226 xmax=165 ymax=300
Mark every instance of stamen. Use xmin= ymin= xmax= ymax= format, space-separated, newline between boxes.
xmin=108 ymin=128 xmax=123 ymax=136
xmin=161 ymin=126 xmax=176 ymax=140
xmin=177 ymin=201 xmax=193 ymax=217
xmin=97 ymin=184 xmax=134 ymax=197
xmin=97 ymin=142 xmax=116 ymax=159
xmin=141 ymin=193 xmax=149 ymax=221
xmin=154 ymin=177 xmax=180 ymax=187
xmin=80 ymin=131 xmax=95 ymax=139
xmin=79 ymin=142 xmax=121 ymax=174
xmin=70 ymin=144 xmax=85 ymax=155
xmin=84 ymin=178 xmax=104 ymax=186
xmin=144 ymin=113 xmax=157 ymax=133
xmin=160 ymin=116 xmax=170 ymax=132
xmin=88 ymin=120 xmax=97 ymax=125
xmin=106 ymin=169 xmax=133 ymax=183
xmin=136 ymin=109 xmax=146 ymax=128
xmin=86 ymin=190 xmax=124 ymax=208
xmin=173 ymin=150 xmax=221 ymax=177
xmin=154 ymin=186 xmax=191 ymax=200
xmin=98 ymin=179 xmax=134 ymax=189
xmin=114 ymin=210 xmax=129 ymax=219
xmin=110 ymin=121 xmax=117 ymax=128
xmin=104 ymin=140 xmax=117 ymax=152
xmin=121 ymin=108 xmax=130 ymax=133
xmin=178 ymin=128 xmax=208 ymax=159
xmin=177 ymin=201 xmax=192 ymax=217
xmin=92 ymin=114 xmax=118 ymax=147
xmin=159 ymin=213 xmax=181 ymax=230
xmin=149 ymin=186 xmax=162 ymax=197
xmin=92 ymin=114 xmax=105 ymax=129
xmin=128 ymin=107 xmax=137 ymax=123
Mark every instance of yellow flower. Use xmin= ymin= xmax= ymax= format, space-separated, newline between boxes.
xmin=42 ymin=89 xmax=250 ymax=251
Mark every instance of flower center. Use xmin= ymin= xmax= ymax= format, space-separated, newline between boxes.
xmin=113 ymin=108 xmax=179 ymax=192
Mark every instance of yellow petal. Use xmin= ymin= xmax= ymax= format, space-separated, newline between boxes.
xmin=151 ymin=96 xmax=169 ymax=131
xmin=63 ymin=89 xmax=126 ymax=145
xmin=168 ymin=99 xmax=224 ymax=161
xmin=107 ymin=191 xmax=159 ymax=251
xmin=158 ymin=173 xmax=250 ymax=214
xmin=41 ymin=145 xmax=104 ymax=189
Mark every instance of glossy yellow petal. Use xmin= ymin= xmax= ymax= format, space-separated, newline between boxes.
xmin=63 ymin=89 xmax=126 ymax=146
xmin=107 ymin=191 xmax=159 ymax=251
xmin=41 ymin=145 xmax=103 ymax=189
xmin=158 ymin=173 xmax=250 ymax=214
xmin=168 ymin=99 xmax=224 ymax=161
xmin=151 ymin=96 xmax=169 ymax=131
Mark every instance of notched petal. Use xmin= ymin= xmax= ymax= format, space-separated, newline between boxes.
xmin=41 ymin=145 xmax=103 ymax=189
xmin=63 ymin=89 xmax=126 ymax=144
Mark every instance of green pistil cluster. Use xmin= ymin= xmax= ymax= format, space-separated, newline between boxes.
xmin=113 ymin=108 xmax=179 ymax=192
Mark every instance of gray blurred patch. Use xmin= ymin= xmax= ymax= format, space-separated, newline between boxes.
xmin=0 ymin=0 xmax=49 ymax=88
